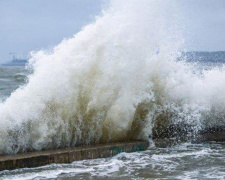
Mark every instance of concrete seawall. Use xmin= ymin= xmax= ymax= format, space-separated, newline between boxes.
xmin=0 ymin=141 xmax=149 ymax=171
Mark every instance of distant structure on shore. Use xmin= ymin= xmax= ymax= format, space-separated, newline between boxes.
xmin=181 ymin=51 xmax=225 ymax=63
xmin=1 ymin=53 xmax=29 ymax=66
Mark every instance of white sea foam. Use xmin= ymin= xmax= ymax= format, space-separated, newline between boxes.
xmin=0 ymin=0 xmax=225 ymax=154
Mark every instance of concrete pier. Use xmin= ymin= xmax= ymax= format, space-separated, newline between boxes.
xmin=0 ymin=141 xmax=149 ymax=171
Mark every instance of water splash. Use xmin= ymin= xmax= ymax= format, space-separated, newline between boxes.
xmin=0 ymin=0 xmax=225 ymax=154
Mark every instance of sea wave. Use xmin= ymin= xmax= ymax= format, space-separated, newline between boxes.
xmin=0 ymin=0 xmax=225 ymax=154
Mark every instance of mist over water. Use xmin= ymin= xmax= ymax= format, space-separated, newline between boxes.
xmin=0 ymin=0 xmax=225 ymax=155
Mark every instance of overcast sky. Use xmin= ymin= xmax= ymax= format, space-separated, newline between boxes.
xmin=0 ymin=0 xmax=103 ymax=62
xmin=0 ymin=0 xmax=225 ymax=62
xmin=180 ymin=0 xmax=225 ymax=52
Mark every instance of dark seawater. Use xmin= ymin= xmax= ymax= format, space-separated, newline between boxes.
xmin=0 ymin=66 xmax=28 ymax=102
xmin=0 ymin=52 xmax=225 ymax=180
xmin=183 ymin=51 xmax=225 ymax=72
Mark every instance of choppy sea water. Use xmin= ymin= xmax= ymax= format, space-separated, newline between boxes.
xmin=1 ymin=59 xmax=225 ymax=180
xmin=1 ymin=142 xmax=225 ymax=180
xmin=0 ymin=67 xmax=28 ymax=102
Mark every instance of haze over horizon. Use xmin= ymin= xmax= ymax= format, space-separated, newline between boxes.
xmin=0 ymin=0 xmax=225 ymax=62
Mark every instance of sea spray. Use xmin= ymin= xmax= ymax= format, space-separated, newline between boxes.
xmin=0 ymin=0 xmax=225 ymax=154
